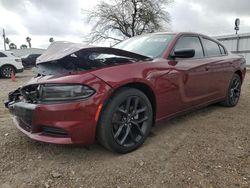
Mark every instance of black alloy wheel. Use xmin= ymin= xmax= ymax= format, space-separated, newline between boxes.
xmin=97 ymin=88 xmax=153 ymax=153
xmin=229 ymin=75 xmax=241 ymax=105
xmin=221 ymin=73 xmax=242 ymax=107
xmin=112 ymin=96 xmax=149 ymax=147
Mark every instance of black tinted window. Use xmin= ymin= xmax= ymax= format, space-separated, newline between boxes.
xmin=0 ymin=52 xmax=7 ymax=57
xmin=203 ymin=38 xmax=221 ymax=56
xmin=174 ymin=36 xmax=203 ymax=58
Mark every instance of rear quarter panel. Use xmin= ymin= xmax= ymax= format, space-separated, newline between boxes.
xmin=223 ymin=53 xmax=246 ymax=82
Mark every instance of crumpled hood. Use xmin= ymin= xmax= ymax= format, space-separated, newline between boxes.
xmin=36 ymin=41 xmax=150 ymax=64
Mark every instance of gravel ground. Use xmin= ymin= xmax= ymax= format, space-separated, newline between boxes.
xmin=0 ymin=70 xmax=249 ymax=188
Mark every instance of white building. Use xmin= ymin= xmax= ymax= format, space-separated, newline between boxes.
xmin=215 ymin=33 xmax=250 ymax=66
xmin=8 ymin=48 xmax=45 ymax=57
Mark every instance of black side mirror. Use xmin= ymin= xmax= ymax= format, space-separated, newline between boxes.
xmin=172 ymin=49 xmax=195 ymax=59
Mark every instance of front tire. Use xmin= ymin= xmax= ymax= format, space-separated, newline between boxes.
xmin=97 ymin=88 xmax=153 ymax=153
xmin=221 ymin=73 xmax=242 ymax=107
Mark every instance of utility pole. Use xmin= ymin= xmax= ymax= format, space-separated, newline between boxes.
xmin=2 ymin=29 xmax=6 ymax=51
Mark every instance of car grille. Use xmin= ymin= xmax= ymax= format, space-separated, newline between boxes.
xmin=11 ymin=102 xmax=36 ymax=132
xmin=18 ymin=117 xmax=32 ymax=132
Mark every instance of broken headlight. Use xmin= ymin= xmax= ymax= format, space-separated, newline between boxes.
xmin=40 ymin=84 xmax=95 ymax=102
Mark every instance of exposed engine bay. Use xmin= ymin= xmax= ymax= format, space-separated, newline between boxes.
xmin=5 ymin=84 xmax=40 ymax=107
xmin=33 ymin=41 xmax=151 ymax=76
xmin=34 ymin=52 xmax=142 ymax=75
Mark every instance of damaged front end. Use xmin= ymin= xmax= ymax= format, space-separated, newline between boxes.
xmin=4 ymin=85 xmax=39 ymax=133
xmin=5 ymin=84 xmax=40 ymax=108
xmin=4 ymin=88 xmax=22 ymax=108
xmin=5 ymin=41 xmax=150 ymax=108
xmin=4 ymin=41 xmax=151 ymax=144
xmin=5 ymin=84 xmax=41 ymax=133
xmin=4 ymin=80 xmax=104 ymax=143
xmin=5 ymin=41 xmax=149 ymax=107
xmin=33 ymin=41 xmax=151 ymax=76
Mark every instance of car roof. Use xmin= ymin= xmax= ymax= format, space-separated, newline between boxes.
xmin=137 ymin=32 xmax=215 ymax=40
xmin=151 ymin=31 xmax=207 ymax=36
xmin=151 ymin=32 xmax=225 ymax=46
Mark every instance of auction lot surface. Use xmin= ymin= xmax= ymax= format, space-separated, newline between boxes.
xmin=0 ymin=70 xmax=249 ymax=188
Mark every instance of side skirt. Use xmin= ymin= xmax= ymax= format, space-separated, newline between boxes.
xmin=155 ymin=97 xmax=225 ymax=124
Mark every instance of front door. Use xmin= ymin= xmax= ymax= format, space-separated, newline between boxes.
xmin=172 ymin=35 xmax=220 ymax=108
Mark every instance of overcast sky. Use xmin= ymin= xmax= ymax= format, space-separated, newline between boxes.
xmin=0 ymin=0 xmax=249 ymax=50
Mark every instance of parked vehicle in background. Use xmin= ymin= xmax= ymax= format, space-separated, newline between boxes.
xmin=5 ymin=32 xmax=246 ymax=153
xmin=0 ymin=51 xmax=24 ymax=78
xmin=21 ymin=54 xmax=41 ymax=68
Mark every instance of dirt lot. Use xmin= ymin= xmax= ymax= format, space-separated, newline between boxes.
xmin=0 ymin=70 xmax=249 ymax=188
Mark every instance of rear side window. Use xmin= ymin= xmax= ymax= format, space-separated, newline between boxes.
xmin=174 ymin=36 xmax=204 ymax=58
xmin=202 ymin=38 xmax=221 ymax=57
xmin=0 ymin=52 xmax=7 ymax=57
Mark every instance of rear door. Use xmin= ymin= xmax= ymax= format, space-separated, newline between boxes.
xmin=200 ymin=37 xmax=233 ymax=98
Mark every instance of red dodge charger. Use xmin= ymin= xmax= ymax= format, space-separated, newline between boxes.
xmin=5 ymin=32 xmax=246 ymax=153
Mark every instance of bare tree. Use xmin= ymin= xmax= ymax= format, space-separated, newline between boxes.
xmin=84 ymin=0 xmax=172 ymax=43
xmin=26 ymin=37 xmax=31 ymax=48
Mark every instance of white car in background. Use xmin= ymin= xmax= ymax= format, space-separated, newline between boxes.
xmin=0 ymin=51 xmax=24 ymax=78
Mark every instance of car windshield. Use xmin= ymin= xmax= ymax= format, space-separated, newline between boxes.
xmin=114 ymin=34 xmax=175 ymax=58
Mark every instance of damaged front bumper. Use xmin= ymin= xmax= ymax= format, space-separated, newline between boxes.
xmin=5 ymin=88 xmax=100 ymax=145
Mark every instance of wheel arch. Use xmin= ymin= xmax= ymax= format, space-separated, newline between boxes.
xmin=121 ymin=82 xmax=156 ymax=124
xmin=235 ymin=70 xmax=243 ymax=82
xmin=101 ymin=81 xmax=157 ymax=125
xmin=0 ymin=64 xmax=17 ymax=72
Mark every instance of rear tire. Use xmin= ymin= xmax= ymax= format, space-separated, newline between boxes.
xmin=97 ymin=88 xmax=153 ymax=153
xmin=220 ymin=73 xmax=241 ymax=107
xmin=0 ymin=65 xmax=15 ymax=78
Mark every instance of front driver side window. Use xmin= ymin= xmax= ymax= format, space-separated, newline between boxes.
xmin=174 ymin=36 xmax=204 ymax=58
